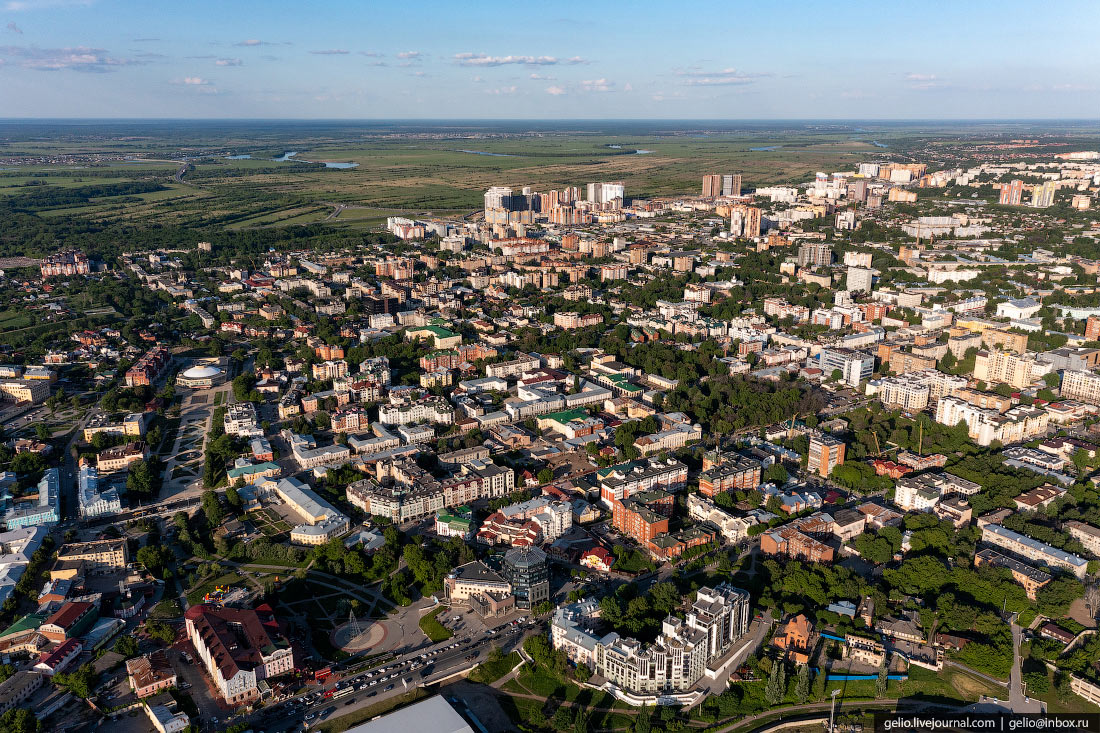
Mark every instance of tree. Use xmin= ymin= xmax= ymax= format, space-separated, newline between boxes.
xmin=795 ymin=663 xmax=810 ymax=704
xmin=634 ymin=706 xmax=652 ymax=733
xmin=876 ymin=657 xmax=889 ymax=698
xmin=573 ymin=710 xmax=589 ymax=733
xmin=812 ymin=668 xmax=827 ymax=701
xmin=575 ymin=662 xmax=592 ymax=683
xmin=127 ymin=460 xmax=155 ymax=497
xmin=202 ymin=490 xmax=224 ymax=528
xmin=537 ymin=468 xmax=553 ymax=485
xmin=0 ymin=709 xmax=39 ymax=733
xmin=34 ymin=423 xmax=51 ymax=441
xmin=225 ymin=485 xmax=242 ymax=513
xmin=765 ymin=659 xmax=786 ymax=706
xmin=114 ymin=635 xmax=139 ymax=658
xmin=54 ymin=663 xmax=97 ymax=699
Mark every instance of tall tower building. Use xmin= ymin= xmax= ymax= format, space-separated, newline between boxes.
xmin=702 ymin=174 xmax=723 ymax=198
xmin=722 ymin=174 xmax=742 ymax=197
xmin=999 ymin=179 xmax=1024 ymax=206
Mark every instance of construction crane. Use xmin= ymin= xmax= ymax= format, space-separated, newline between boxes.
xmin=871 ymin=431 xmax=883 ymax=457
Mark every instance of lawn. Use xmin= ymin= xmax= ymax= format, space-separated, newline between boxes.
xmin=149 ymin=599 xmax=183 ymax=619
xmin=469 ymin=651 xmax=521 ymax=685
xmin=184 ymin=571 xmax=242 ymax=604
xmin=418 ymin=606 xmax=453 ymax=643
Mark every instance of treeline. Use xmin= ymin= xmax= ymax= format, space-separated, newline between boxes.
xmin=6 ymin=181 xmax=165 ymax=210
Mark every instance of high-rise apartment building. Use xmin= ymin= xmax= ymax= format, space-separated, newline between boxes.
xmin=808 ymin=434 xmax=846 ymax=478
xmin=1031 ymin=181 xmax=1057 ymax=208
xmin=702 ymin=174 xmax=722 ymax=198
xmin=846 ymin=266 xmax=874 ymax=293
xmin=1086 ymin=316 xmax=1100 ymax=342
xmin=586 ymin=181 xmax=625 ymax=205
xmin=730 ymin=205 xmax=762 ymax=238
xmin=797 ymin=242 xmax=833 ymax=268
xmin=722 ymin=174 xmax=742 ymax=197
xmin=999 ymin=179 xmax=1024 ymax=206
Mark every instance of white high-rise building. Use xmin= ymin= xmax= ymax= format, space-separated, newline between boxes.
xmin=846 ymin=266 xmax=874 ymax=293
xmin=586 ymin=181 xmax=625 ymax=205
xmin=484 ymin=186 xmax=512 ymax=211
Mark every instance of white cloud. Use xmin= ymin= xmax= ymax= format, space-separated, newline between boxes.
xmin=0 ymin=44 xmax=141 ymax=71
xmin=678 ymin=67 xmax=767 ymax=86
xmin=4 ymin=0 xmax=90 ymax=10
xmin=529 ymin=72 xmax=554 ymax=80
xmin=486 ymin=85 xmax=518 ymax=95
xmin=581 ymin=78 xmax=613 ymax=92
xmin=454 ymin=52 xmax=568 ymax=67
xmin=215 ymin=58 xmax=242 ymax=66
xmin=235 ymin=39 xmax=289 ymax=47
xmin=396 ymin=50 xmax=420 ymax=59
xmin=904 ymin=72 xmax=942 ymax=90
xmin=359 ymin=51 xmax=383 ymax=58
xmin=182 ymin=76 xmax=208 ymax=85
xmin=310 ymin=49 xmax=348 ymax=55
xmin=546 ymin=85 xmax=566 ymax=96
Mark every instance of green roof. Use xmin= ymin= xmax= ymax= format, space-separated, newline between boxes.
xmin=414 ymin=325 xmax=458 ymax=338
xmin=606 ymin=374 xmax=642 ymax=392
xmin=0 ymin=613 xmax=46 ymax=639
xmin=227 ymin=461 xmax=280 ymax=480
xmin=542 ymin=408 xmax=589 ymax=425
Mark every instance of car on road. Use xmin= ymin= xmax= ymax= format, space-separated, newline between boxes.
xmin=385 ymin=684 xmax=395 ymax=691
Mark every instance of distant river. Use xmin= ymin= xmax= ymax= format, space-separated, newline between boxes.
xmin=227 ymin=152 xmax=358 ymax=168
xmin=456 ymin=150 xmax=516 ymax=157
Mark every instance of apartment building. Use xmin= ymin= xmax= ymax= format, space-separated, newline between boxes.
xmin=553 ymin=585 xmax=751 ymax=700
xmin=223 ymin=402 xmax=263 ymax=438
xmin=808 ymin=434 xmax=845 ymax=478
xmin=595 ymin=457 xmax=688 ymax=508
xmin=697 ymin=457 xmax=762 ymax=497
xmin=818 ymin=348 xmax=874 ymax=387
xmin=935 ymin=397 xmax=1049 ymax=446
xmin=974 ymin=548 xmax=1051 ymax=601
xmin=347 ymin=459 xmax=514 ymax=523
xmin=0 ymin=380 xmax=50 ymax=404
xmin=96 ymin=442 xmax=148 ymax=472
xmin=55 ymin=538 xmax=129 ymax=573
xmin=876 ymin=374 xmax=931 ymax=411
xmin=612 ymin=489 xmax=674 ymax=544
xmin=1061 ymin=370 xmax=1100 ymax=406
xmin=377 ymin=394 xmax=454 ymax=426
xmin=980 ymin=523 xmax=1087 ymax=579
xmin=1065 ymin=521 xmax=1100 ymax=558
xmin=760 ymin=517 xmax=835 ymax=563
xmin=77 ymin=464 xmax=121 ymax=519
xmin=974 ymin=350 xmax=1036 ymax=390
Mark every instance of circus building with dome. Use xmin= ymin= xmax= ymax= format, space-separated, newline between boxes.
xmin=177 ymin=363 xmax=226 ymax=389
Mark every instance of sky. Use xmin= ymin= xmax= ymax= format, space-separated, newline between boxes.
xmin=1 ymin=0 xmax=1098 ymax=119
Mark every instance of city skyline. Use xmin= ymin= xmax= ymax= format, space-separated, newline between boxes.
xmin=1 ymin=0 xmax=1098 ymax=119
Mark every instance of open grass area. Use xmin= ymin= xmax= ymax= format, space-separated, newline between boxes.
xmin=418 ymin=606 xmax=453 ymax=643
xmin=184 ymin=571 xmax=242 ymax=604
xmin=468 ymin=651 xmax=521 ymax=685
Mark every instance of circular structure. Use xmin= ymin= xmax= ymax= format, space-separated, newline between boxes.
xmin=177 ymin=364 xmax=225 ymax=389
xmin=331 ymin=618 xmax=386 ymax=653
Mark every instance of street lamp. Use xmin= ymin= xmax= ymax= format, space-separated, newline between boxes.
xmin=828 ymin=688 xmax=841 ymax=733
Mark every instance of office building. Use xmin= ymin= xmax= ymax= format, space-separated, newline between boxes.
xmin=184 ymin=604 xmax=294 ymax=705
xmin=77 ymin=463 xmax=122 ymax=518
xmin=502 ymin=546 xmax=549 ymax=610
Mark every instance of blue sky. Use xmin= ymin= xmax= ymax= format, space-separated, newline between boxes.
xmin=1 ymin=0 xmax=1098 ymax=119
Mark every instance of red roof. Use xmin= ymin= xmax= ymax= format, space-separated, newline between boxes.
xmin=44 ymin=601 xmax=93 ymax=631
xmin=38 ymin=638 xmax=81 ymax=667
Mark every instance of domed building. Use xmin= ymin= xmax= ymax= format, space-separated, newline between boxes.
xmin=177 ymin=364 xmax=225 ymax=389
